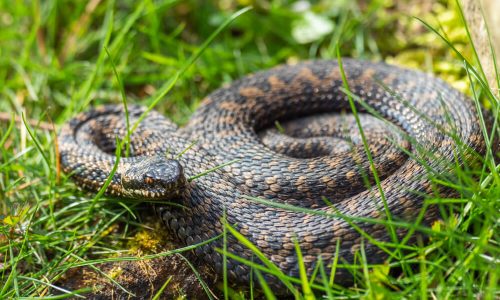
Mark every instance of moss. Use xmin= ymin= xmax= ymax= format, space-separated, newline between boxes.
xmin=127 ymin=218 xmax=172 ymax=255
xmin=382 ymin=0 xmax=474 ymax=94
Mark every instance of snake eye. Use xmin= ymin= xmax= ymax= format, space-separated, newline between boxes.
xmin=144 ymin=175 xmax=155 ymax=185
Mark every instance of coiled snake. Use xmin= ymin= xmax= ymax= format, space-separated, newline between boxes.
xmin=59 ymin=59 xmax=486 ymax=286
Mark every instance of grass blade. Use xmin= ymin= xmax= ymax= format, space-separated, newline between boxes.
xmin=293 ymin=238 xmax=315 ymax=299
xmin=254 ymin=269 xmax=277 ymax=300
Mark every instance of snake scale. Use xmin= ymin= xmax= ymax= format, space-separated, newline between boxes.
xmin=59 ymin=59 xmax=487 ymax=287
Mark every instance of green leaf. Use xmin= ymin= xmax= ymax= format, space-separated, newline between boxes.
xmin=292 ymin=11 xmax=334 ymax=44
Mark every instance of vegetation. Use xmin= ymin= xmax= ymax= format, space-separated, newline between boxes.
xmin=0 ymin=0 xmax=498 ymax=298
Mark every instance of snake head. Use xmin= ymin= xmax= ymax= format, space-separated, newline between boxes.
xmin=121 ymin=156 xmax=186 ymax=200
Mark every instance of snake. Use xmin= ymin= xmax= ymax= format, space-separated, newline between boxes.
xmin=59 ymin=59 xmax=487 ymax=288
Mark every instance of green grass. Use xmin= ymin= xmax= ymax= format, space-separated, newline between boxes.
xmin=0 ymin=0 xmax=498 ymax=299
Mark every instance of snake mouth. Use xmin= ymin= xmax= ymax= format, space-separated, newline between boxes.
xmin=121 ymin=184 xmax=185 ymax=200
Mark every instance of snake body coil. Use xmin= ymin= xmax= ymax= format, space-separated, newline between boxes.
xmin=59 ymin=59 xmax=486 ymax=286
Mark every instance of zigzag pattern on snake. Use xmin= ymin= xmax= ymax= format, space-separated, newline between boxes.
xmin=58 ymin=59 xmax=487 ymax=286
